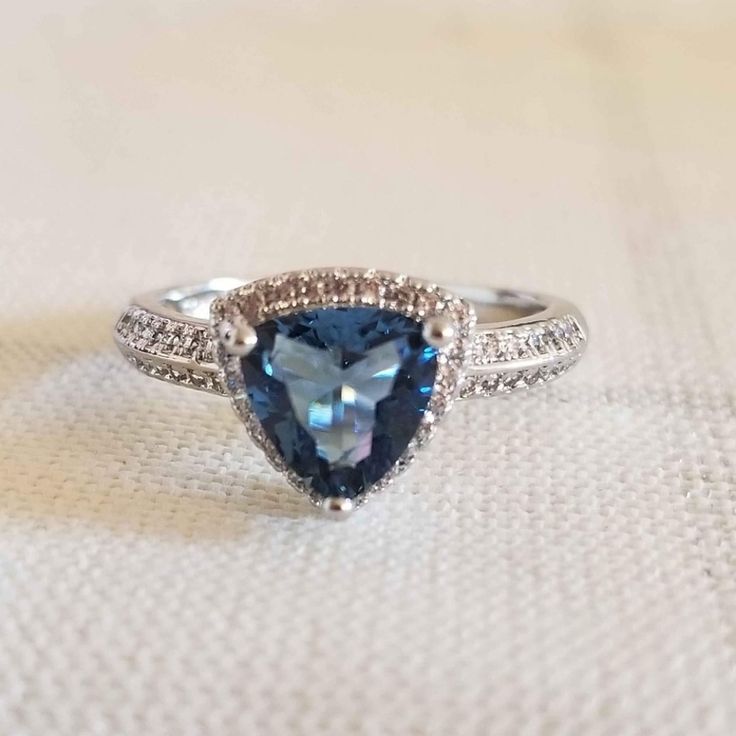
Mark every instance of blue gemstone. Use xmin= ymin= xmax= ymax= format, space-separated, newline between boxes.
xmin=240 ymin=307 xmax=439 ymax=499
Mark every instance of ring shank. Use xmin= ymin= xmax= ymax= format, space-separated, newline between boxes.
xmin=115 ymin=278 xmax=587 ymax=399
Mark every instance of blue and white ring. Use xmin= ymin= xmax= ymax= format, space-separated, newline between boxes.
xmin=114 ymin=268 xmax=588 ymax=515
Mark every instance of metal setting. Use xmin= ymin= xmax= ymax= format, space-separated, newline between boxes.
xmin=208 ymin=268 xmax=474 ymax=510
xmin=422 ymin=315 xmax=455 ymax=348
xmin=113 ymin=268 xmax=589 ymax=514
xmin=320 ymin=496 xmax=355 ymax=518
xmin=219 ymin=317 xmax=258 ymax=357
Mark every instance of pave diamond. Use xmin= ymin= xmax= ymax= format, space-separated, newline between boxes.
xmin=240 ymin=307 xmax=439 ymax=499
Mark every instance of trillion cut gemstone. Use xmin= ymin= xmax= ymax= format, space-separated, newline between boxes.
xmin=240 ymin=307 xmax=439 ymax=499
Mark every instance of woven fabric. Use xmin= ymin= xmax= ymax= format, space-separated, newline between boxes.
xmin=1 ymin=2 xmax=735 ymax=734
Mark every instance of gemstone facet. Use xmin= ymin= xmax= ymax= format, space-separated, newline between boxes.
xmin=240 ymin=307 xmax=439 ymax=499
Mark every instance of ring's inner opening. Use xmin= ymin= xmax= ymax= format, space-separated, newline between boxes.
xmin=162 ymin=278 xmax=245 ymax=319
xmin=161 ymin=281 xmax=547 ymax=325
xmin=450 ymin=286 xmax=546 ymax=324
xmin=164 ymin=291 xmax=221 ymax=319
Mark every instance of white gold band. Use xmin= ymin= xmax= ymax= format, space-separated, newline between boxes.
xmin=114 ymin=277 xmax=587 ymax=399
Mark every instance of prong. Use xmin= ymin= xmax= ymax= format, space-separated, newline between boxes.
xmin=219 ymin=317 xmax=258 ymax=357
xmin=320 ymin=496 xmax=355 ymax=519
xmin=422 ymin=316 xmax=455 ymax=348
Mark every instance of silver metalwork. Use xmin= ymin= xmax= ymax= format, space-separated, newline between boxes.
xmin=320 ymin=496 xmax=355 ymax=518
xmin=219 ymin=317 xmax=258 ymax=357
xmin=113 ymin=268 xmax=588 ymax=513
xmin=422 ymin=315 xmax=456 ymax=349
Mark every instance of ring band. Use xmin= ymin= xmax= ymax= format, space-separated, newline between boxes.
xmin=115 ymin=277 xmax=587 ymax=399
xmin=114 ymin=268 xmax=588 ymax=514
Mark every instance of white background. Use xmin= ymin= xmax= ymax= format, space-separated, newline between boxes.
xmin=1 ymin=2 xmax=735 ymax=734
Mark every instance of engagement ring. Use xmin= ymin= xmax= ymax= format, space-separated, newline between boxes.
xmin=114 ymin=268 xmax=587 ymax=516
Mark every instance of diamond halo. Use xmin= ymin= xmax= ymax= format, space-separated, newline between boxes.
xmin=209 ymin=268 xmax=476 ymax=513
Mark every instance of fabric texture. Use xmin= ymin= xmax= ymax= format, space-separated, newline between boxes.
xmin=1 ymin=2 xmax=735 ymax=734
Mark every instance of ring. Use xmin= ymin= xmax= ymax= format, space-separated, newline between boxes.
xmin=114 ymin=268 xmax=588 ymax=516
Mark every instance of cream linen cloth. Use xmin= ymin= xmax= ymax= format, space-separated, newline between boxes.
xmin=1 ymin=2 xmax=735 ymax=735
